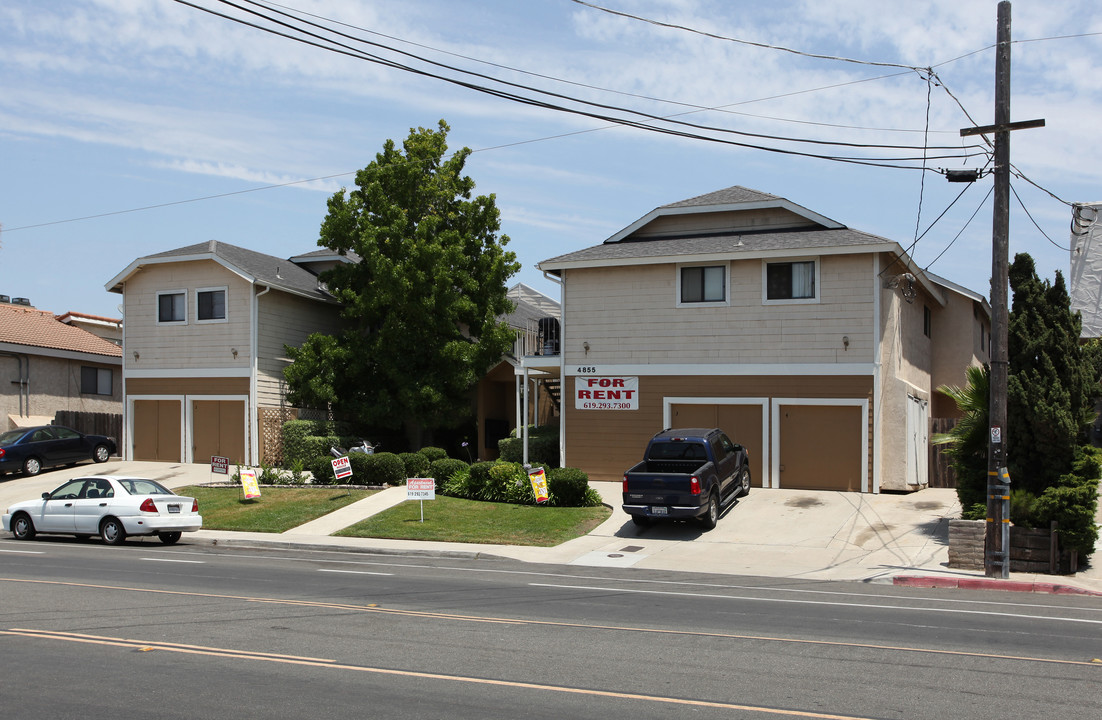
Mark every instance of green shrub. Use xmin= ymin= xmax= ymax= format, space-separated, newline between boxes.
xmin=546 ymin=466 xmax=599 ymax=507
xmin=962 ymin=503 xmax=986 ymax=521
xmin=429 ymin=458 xmax=469 ymax=486
xmin=439 ymin=466 xmax=472 ymax=498
xmin=1009 ymin=488 xmax=1041 ymax=528
xmin=398 ymin=452 xmax=429 ymax=479
xmin=348 ymin=452 xmax=406 ymax=486
xmin=281 ymin=420 xmax=314 ymax=467
xmin=308 ymin=455 xmax=339 ymax=485
xmin=419 ymin=446 xmax=448 ymax=462
xmin=1035 ymin=467 xmax=1100 ymax=559
xmin=498 ymin=425 xmax=559 ymax=468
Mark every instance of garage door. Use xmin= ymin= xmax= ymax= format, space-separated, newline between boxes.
xmin=778 ymin=405 xmax=863 ymax=491
xmin=132 ymin=400 xmax=181 ymax=462
xmin=671 ymin=403 xmax=765 ymax=488
xmin=192 ymin=400 xmax=246 ymax=465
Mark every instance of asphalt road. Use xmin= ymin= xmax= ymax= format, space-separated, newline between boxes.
xmin=1 ymin=536 xmax=1100 ymax=720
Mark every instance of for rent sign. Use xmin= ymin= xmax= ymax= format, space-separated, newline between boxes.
xmin=575 ymin=376 xmax=638 ymax=410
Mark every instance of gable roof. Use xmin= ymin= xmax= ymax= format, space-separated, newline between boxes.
xmin=106 ymin=239 xmax=338 ymax=303
xmin=0 ymin=303 xmax=123 ymax=359
xmin=599 ymin=185 xmax=845 ymax=246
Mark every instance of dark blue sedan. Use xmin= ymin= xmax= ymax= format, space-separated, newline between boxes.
xmin=0 ymin=425 xmax=116 ymax=477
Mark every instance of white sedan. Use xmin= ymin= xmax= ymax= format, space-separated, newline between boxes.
xmin=2 ymin=476 xmax=202 ymax=545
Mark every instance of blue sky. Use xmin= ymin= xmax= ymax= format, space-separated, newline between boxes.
xmin=1 ymin=0 xmax=1099 ymax=318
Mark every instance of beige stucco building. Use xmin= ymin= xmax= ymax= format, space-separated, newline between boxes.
xmin=532 ymin=186 xmax=990 ymax=492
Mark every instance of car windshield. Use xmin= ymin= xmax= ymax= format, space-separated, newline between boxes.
xmin=117 ymin=479 xmax=175 ymax=496
xmin=0 ymin=429 xmax=28 ymax=444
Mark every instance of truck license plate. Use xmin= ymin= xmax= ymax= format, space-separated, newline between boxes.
xmin=651 ymin=506 xmax=667 ymax=516
xmin=167 ymin=504 xmax=180 ymax=514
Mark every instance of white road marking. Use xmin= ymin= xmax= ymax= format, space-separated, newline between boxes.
xmin=141 ymin=558 xmax=205 ymax=564
xmin=529 ymin=582 xmax=1102 ymax=624
xmin=318 ymin=569 xmax=393 ymax=576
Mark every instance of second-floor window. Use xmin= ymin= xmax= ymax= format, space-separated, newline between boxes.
xmin=765 ymin=260 xmax=816 ymax=301
xmin=197 ymin=288 xmax=227 ymax=322
xmin=157 ymin=290 xmax=186 ymax=324
xmin=680 ymin=265 xmax=726 ymax=304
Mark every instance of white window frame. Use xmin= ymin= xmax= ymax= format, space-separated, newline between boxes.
xmin=196 ymin=286 xmax=228 ymax=324
xmin=156 ymin=289 xmax=188 ymax=325
xmin=676 ymin=262 xmax=730 ymax=308
xmin=762 ymin=258 xmax=820 ymax=305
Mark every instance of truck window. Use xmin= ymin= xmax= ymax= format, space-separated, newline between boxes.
xmin=649 ymin=442 xmax=706 ymax=461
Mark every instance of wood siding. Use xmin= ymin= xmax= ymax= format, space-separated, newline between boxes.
xmin=122 ymin=260 xmax=253 ymax=371
xmin=562 ymin=254 xmax=875 ymax=366
xmin=255 ymin=289 xmax=342 ymax=407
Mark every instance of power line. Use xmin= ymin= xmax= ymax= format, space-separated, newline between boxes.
xmin=568 ymin=0 xmax=926 ymax=71
xmin=1011 ymin=182 xmax=1070 ymax=251
xmin=185 ymin=0 xmax=982 ymax=160
xmin=924 ymin=185 xmax=994 ymax=271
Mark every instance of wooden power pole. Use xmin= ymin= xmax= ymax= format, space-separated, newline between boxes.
xmin=960 ymin=1 xmax=1043 ymax=578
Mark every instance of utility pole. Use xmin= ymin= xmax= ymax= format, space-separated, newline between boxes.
xmin=960 ymin=1 xmax=1043 ymax=578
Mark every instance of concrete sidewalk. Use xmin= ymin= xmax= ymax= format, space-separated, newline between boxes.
xmin=3 ymin=460 xmax=1101 ymax=596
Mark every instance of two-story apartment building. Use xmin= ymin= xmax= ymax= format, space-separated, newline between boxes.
xmin=106 ymin=240 xmax=342 ymax=465
xmin=533 ymin=186 xmax=990 ymax=492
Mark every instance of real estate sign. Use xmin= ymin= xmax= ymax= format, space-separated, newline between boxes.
xmin=575 ymin=376 xmax=638 ymax=410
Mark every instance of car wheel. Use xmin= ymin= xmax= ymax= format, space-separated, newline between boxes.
xmin=92 ymin=444 xmax=111 ymax=463
xmin=100 ymin=517 xmax=126 ymax=545
xmin=11 ymin=512 xmax=36 ymax=540
xmin=631 ymin=516 xmax=652 ymax=528
xmin=700 ymin=492 xmax=719 ymax=530
xmin=158 ymin=532 xmax=182 ymax=545
xmin=22 ymin=456 xmax=41 ymax=476
xmin=739 ymin=467 xmax=751 ymax=497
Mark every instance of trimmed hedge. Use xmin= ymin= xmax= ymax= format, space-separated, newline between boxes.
xmin=498 ymin=425 xmax=559 ymax=468
xmin=428 ymin=458 xmax=469 ymax=485
xmin=547 ymin=466 xmax=600 ymax=507
xmin=437 ymin=461 xmax=600 ymax=508
xmin=347 ymin=452 xmax=406 ymax=486
xmin=398 ymin=452 xmax=430 ymax=479
xmin=419 ymin=446 xmax=449 ymax=462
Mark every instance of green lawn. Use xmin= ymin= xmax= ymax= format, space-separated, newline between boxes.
xmin=335 ymin=494 xmax=611 ymax=546
xmin=181 ymin=486 xmax=376 ymax=533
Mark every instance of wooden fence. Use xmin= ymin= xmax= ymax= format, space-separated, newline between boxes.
xmin=53 ymin=411 xmax=123 ymax=457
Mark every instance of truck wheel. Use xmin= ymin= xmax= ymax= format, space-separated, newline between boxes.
xmin=738 ymin=467 xmax=751 ymax=497
xmin=700 ymin=492 xmax=719 ymax=530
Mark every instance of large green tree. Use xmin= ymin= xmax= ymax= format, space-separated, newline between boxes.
xmin=285 ymin=121 xmax=520 ymax=445
xmin=1006 ymin=253 xmax=1097 ymax=493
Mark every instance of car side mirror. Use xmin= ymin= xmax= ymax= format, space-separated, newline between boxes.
xmin=41 ymin=492 xmax=51 ymax=500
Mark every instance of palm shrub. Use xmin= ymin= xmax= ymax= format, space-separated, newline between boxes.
xmin=398 ymin=452 xmax=430 ymax=479
xmin=933 ymin=364 xmax=990 ymax=517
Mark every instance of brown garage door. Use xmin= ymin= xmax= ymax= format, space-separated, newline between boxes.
xmin=671 ymin=403 xmax=765 ymax=488
xmin=192 ymin=400 xmax=246 ymax=465
xmin=132 ymin=400 xmax=181 ymax=462
xmin=778 ymin=405 xmax=863 ymax=491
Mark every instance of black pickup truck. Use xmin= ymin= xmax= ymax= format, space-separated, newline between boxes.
xmin=622 ymin=428 xmax=751 ymax=530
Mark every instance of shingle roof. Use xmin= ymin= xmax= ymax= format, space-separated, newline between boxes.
xmin=541 ymin=226 xmax=893 ymax=267
xmin=0 ymin=304 xmax=123 ymax=358
xmin=661 ymin=185 xmax=781 ymax=209
xmin=112 ymin=240 xmax=336 ymax=302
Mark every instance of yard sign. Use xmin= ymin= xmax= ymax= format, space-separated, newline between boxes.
xmin=406 ymin=478 xmax=435 ymax=522
xmin=528 ymin=467 xmax=549 ymax=504
xmin=239 ymin=468 xmax=261 ymax=500
xmin=331 ymin=455 xmax=353 ymax=480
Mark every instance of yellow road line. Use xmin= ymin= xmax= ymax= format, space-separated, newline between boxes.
xmin=1 ymin=628 xmax=876 ymax=720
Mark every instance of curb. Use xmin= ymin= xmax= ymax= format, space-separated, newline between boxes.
xmin=192 ymin=534 xmax=512 ymax=563
xmin=893 ymin=575 xmax=1102 ymax=596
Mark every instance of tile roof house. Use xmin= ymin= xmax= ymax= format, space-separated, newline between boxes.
xmin=0 ymin=300 xmax=123 ymax=429
xmin=106 ymin=240 xmax=343 ymax=465
xmin=529 ymin=185 xmax=990 ymax=492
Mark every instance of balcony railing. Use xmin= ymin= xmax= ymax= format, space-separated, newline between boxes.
xmin=512 ymin=316 xmax=560 ymax=357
